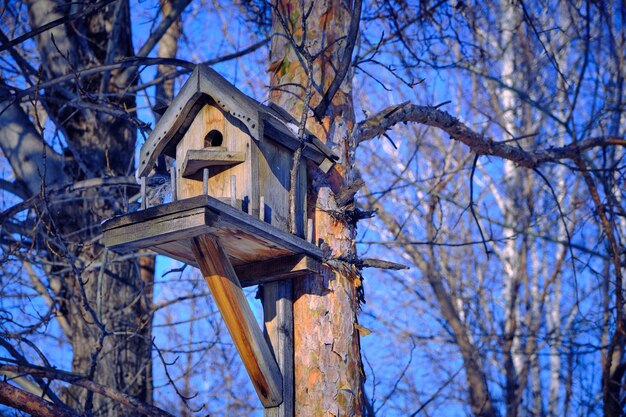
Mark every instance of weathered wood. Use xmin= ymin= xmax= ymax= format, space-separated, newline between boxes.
xmin=202 ymin=168 xmax=208 ymax=194
xmin=137 ymin=65 xmax=337 ymax=178
xmin=230 ymin=175 xmax=237 ymax=207
xmin=181 ymin=148 xmax=246 ymax=177
xmin=176 ymin=103 xmax=224 ymax=199
xmin=257 ymin=138 xmax=306 ymax=234
xmin=103 ymin=207 xmax=217 ymax=250
xmin=191 ymin=236 xmax=283 ymax=408
xmin=170 ymin=166 xmax=177 ymax=201
xmin=235 ymin=255 xmax=321 ymax=286
xmin=102 ymin=195 xmax=323 ymax=263
xmin=263 ymin=280 xmax=294 ymax=417
xmin=103 ymin=195 xmax=214 ymax=228
xmin=140 ymin=176 xmax=146 ymax=209
xmin=174 ymin=102 xmax=252 ymax=203
xmin=306 ymin=219 xmax=313 ymax=243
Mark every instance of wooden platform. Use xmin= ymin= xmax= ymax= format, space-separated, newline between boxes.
xmin=102 ymin=195 xmax=322 ymax=286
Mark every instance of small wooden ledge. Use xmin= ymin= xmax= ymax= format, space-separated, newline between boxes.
xmin=181 ymin=148 xmax=246 ymax=177
xmin=102 ymin=195 xmax=323 ymax=267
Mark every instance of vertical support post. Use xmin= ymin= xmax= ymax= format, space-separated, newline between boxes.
xmin=306 ymin=218 xmax=313 ymax=244
xmin=230 ymin=175 xmax=237 ymax=207
xmin=170 ymin=166 xmax=177 ymax=202
xmin=263 ymin=280 xmax=294 ymax=417
xmin=202 ymin=168 xmax=209 ymax=195
xmin=260 ymin=196 xmax=265 ymax=222
xmin=140 ymin=177 xmax=146 ymax=209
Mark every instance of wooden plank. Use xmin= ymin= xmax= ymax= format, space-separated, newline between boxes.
xmin=140 ymin=177 xmax=146 ymax=209
xmin=263 ymin=280 xmax=294 ymax=417
xmin=150 ymin=244 xmax=320 ymax=283
xmin=152 ymin=240 xmax=196 ymax=266
xmin=235 ymin=255 xmax=321 ymax=287
xmin=191 ymin=236 xmax=283 ymax=408
xmin=176 ymin=104 xmax=225 ymax=199
xmin=265 ymin=102 xmax=338 ymax=163
xmin=261 ymin=126 xmax=328 ymax=166
xmin=181 ymin=149 xmax=246 ymax=177
xmin=103 ymin=207 xmax=217 ymax=251
xmin=247 ymin=131 xmax=260 ymax=219
xmin=102 ymin=195 xmax=213 ymax=229
xmin=102 ymin=195 xmax=323 ymax=260
xmin=137 ymin=66 xmax=203 ymax=177
xmin=257 ymin=139 xmax=290 ymax=232
xmin=205 ymin=195 xmax=322 ymax=258
xmin=215 ymin=226 xmax=291 ymax=264
xmin=170 ymin=166 xmax=177 ymax=201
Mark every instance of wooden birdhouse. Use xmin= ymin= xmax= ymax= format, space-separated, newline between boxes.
xmin=137 ymin=64 xmax=336 ymax=236
xmin=101 ymin=65 xmax=338 ymax=411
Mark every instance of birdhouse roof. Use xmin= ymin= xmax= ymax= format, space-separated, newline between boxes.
xmin=138 ymin=65 xmax=338 ymax=177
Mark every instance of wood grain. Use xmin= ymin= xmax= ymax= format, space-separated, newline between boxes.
xmin=102 ymin=195 xmax=323 ymax=262
xmin=181 ymin=148 xmax=246 ymax=177
xmin=191 ymin=236 xmax=283 ymax=408
xmin=103 ymin=207 xmax=217 ymax=250
xmin=137 ymin=65 xmax=337 ymax=178
xmin=176 ymin=103 xmax=224 ymax=199
xmin=263 ymin=280 xmax=294 ymax=417
xmin=235 ymin=255 xmax=321 ymax=287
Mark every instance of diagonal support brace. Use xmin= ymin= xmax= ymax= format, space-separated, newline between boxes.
xmin=191 ymin=235 xmax=283 ymax=407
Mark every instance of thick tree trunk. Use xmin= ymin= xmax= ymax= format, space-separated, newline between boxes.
xmin=23 ymin=2 xmax=153 ymax=415
xmin=269 ymin=1 xmax=365 ymax=415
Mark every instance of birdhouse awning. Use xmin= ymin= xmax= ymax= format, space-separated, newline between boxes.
xmin=137 ymin=65 xmax=338 ymax=177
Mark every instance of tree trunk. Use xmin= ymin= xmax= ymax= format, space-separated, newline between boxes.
xmin=269 ymin=1 xmax=365 ymax=415
xmin=23 ymin=1 xmax=153 ymax=415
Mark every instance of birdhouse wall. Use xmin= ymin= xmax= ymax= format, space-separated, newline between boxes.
xmin=257 ymin=139 xmax=306 ymax=237
xmin=176 ymin=103 xmax=256 ymax=213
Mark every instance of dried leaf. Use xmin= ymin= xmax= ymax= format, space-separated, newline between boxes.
xmin=354 ymin=323 xmax=372 ymax=337
xmin=268 ymin=57 xmax=285 ymax=75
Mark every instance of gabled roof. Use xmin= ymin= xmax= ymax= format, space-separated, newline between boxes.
xmin=138 ymin=65 xmax=338 ymax=177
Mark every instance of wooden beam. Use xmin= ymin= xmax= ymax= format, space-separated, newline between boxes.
xmin=236 ymin=255 xmax=321 ymax=287
xmin=263 ymin=280 xmax=294 ymax=417
xmin=191 ymin=236 xmax=283 ymax=408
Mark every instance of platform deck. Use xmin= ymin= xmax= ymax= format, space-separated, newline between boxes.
xmin=102 ymin=195 xmax=322 ymax=285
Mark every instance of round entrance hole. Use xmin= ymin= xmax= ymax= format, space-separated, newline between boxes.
xmin=204 ymin=129 xmax=223 ymax=147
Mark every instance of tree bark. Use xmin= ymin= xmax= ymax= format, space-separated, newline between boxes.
xmin=21 ymin=2 xmax=153 ymax=415
xmin=0 ymin=381 xmax=81 ymax=417
xmin=269 ymin=1 xmax=365 ymax=415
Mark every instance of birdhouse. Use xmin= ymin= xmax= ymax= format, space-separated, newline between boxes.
xmin=137 ymin=64 xmax=336 ymax=235
xmin=101 ymin=65 xmax=338 ymax=409
xmin=104 ymin=65 xmax=338 ymax=265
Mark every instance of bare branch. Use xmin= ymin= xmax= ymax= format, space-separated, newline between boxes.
xmin=118 ymin=0 xmax=192 ymax=87
xmin=0 ymin=0 xmax=116 ymax=53
xmin=357 ymin=258 xmax=409 ymax=270
xmin=0 ymin=364 xmax=175 ymax=417
xmin=0 ymin=179 xmax=28 ymax=199
xmin=0 ymin=381 xmax=80 ymax=417
xmin=354 ymin=102 xmax=625 ymax=168
xmin=136 ymin=0 xmax=192 ymax=58
xmin=312 ymin=0 xmax=362 ymax=119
